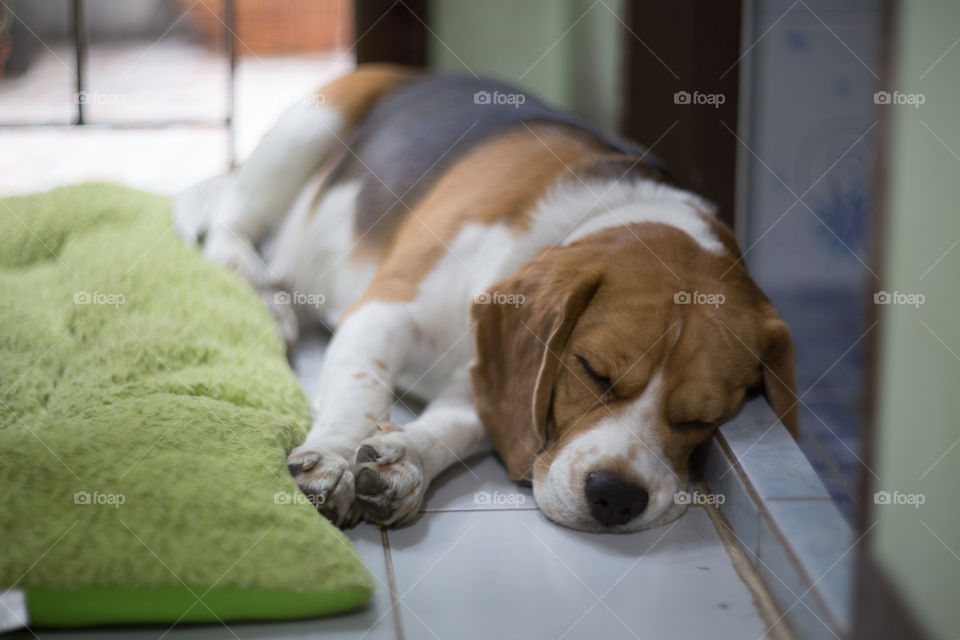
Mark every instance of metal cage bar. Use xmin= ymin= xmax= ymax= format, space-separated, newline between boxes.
xmin=0 ymin=0 xmax=237 ymax=166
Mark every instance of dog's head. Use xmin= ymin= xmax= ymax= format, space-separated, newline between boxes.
xmin=470 ymin=221 xmax=796 ymax=532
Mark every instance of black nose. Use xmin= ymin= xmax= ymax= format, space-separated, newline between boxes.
xmin=584 ymin=471 xmax=649 ymax=527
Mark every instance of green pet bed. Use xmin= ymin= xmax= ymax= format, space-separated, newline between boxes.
xmin=0 ymin=184 xmax=373 ymax=627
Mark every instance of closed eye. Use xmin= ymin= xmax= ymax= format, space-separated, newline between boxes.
xmin=576 ymin=355 xmax=614 ymax=397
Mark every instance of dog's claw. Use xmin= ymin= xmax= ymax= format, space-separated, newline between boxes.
xmin=288 ymin=452 xmax=320 ymax=473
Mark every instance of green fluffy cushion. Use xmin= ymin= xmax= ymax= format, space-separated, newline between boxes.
xmin=0 ymin=184 xmax=373 ymax=626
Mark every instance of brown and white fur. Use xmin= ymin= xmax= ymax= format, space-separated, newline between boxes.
xmin=175 ymin=65 xmax=797 ymax=533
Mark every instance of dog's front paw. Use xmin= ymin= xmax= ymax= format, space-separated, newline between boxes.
xmin=287 ymin=444 xmax=359 ymax=527
xmin=353 ymin=430 xmax=427 ymax=527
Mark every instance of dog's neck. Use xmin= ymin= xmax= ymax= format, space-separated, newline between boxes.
xmin=527 ymin=176 xmax=723 ymax=253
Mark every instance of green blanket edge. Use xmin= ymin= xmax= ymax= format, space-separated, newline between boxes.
xmin=26 ymin=586 xmax=370 ymax=627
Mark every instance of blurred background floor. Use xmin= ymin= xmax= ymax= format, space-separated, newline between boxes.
xmin=0 ymin=40 xmax=351 ymax=195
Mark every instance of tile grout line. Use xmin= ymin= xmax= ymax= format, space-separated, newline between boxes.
xmin=380 ymin=527 xmax=405 ymax=640
xmin=700 ymin=497 xmax=797 ymax=640
xmin=713 ymin=434 xmax=844 ymax=633
xmin=419 ymin=506 xmax=539 ymax=513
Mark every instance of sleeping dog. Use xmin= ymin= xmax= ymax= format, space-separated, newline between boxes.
xmin=175 ymin=65 xmax=797 ymax=533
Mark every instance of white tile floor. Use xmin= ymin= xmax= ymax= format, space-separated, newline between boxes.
xmin=388 ymin=509 xmax=765 ymax=640
xmin=3 ymin=43 xmax=777 ymax=640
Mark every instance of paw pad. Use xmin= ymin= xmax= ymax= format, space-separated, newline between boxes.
xmin=356 ymin=444 xmax=380 ymax=464
xmin=356 ymin=468 xmax=388 ymax=494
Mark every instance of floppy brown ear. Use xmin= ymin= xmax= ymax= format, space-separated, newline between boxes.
xmin=761 ymin=316 xmax=799 ymax=440
xmin=470 ymin=252 xmax=600 ymax=481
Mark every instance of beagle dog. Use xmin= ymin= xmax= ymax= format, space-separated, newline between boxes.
xmin=175 ymin=64 xmax=797 ymax=533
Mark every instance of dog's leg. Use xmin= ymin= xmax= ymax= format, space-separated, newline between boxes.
xmin=196 ymin=102 xmax=345 ymax=346
xmin=352 ymin=370 xmax=492 ymax=526
xmin=202 ymin=102 xmax=344 ymax=288
xmin=200 ymin=63 xmax=414 ymax=286
xmin=287 ymin=301 xmax=416 ymax=526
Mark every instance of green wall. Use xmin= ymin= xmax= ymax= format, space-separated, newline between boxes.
xmin=428 ymin=0 xmax=624 ymax=131
xmin=872 ymin=2 xmax=960 ymax=638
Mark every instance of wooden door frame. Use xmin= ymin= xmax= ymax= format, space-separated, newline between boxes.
xmin=354 ymin=0 xmax=428 ymax=67
xmin=852 ymin=0 xmax=926 ymax=635
xmin=620 ymin=0 xmax=742 ymax=228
